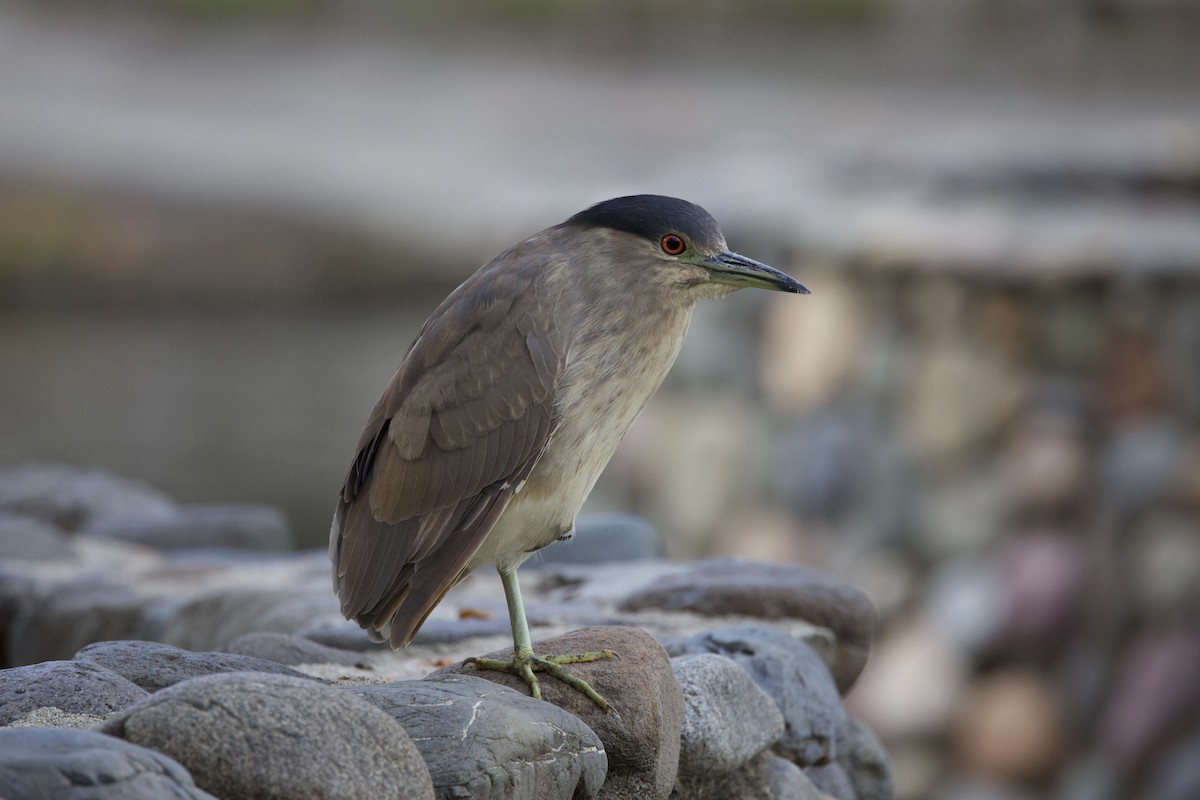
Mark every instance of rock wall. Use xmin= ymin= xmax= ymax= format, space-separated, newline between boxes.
xmin=0 ymin=464 xmax=889 ymax=800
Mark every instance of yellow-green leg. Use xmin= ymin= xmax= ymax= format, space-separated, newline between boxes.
xmin=466 ymin=565 xmax=614 ymax=713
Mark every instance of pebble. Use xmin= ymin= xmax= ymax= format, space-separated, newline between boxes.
xmin=0 ymin=727 xmax=216 ymax=799
xmin=99 ymin=671 xmax=435 ymax=800
xmin=347 ymin=674 xmax=606 ymax=800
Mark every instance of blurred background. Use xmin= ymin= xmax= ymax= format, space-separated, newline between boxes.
xmin=2 ymin=1 xmax=1199 ymax=798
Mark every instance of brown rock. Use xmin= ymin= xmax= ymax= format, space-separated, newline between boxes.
xmin=435 ymin=626 xmax=683 ymax=800
xmin=619 ymin=558 xmax=876 ymax=693
xmin=956 ymin=668 xmax=1066 ymax=783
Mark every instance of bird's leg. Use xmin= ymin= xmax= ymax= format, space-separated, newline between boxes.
xmin=466 ymin=565 xmax=615 ymax=713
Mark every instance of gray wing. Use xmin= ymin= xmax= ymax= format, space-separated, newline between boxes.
xmin=331 ymin=253 xmax=567 ymax=647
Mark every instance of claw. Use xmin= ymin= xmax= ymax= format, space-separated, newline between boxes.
xmin=466 ymin=650 xmax=615 ymax=713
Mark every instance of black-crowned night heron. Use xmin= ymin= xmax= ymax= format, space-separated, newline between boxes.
xmin=331 ymin=195 xmax=808 ymax=711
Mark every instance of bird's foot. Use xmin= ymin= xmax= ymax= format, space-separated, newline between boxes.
xmin=466 ymin=649 xmax=615 ymax=713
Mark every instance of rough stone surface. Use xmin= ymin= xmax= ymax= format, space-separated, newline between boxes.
xmin=222 ymin=631 xmax=368 ymax=667
xmin=99 ymin=671 xmax=435 ymax=800
xmin=0 ymin=660 xmax=148 ymax=725
xmin=664 ymin=624 xmax=848 ymax=767
xmin=0 ymin=463 xmax=175 ymax=531
xmin=436 ymin=626 xmax=684 ymax=800
xmin=671 ymin=654 xmax=784 ymax=780
xmin=537 ymin=513 xmax=664 ymax=566
xmin=84 ymin=503 xmax=293 ymax=551
xmin=347 ymin=674 xmax=607 ymax=800
xmin=0 ymin=727 xmax=217 ymax=799
xmin=836 ymin=718 xmax=894 ymax=800
xmin=74 ymin=639 xmax=320 ymax=692
xmin=0 ymin=514 xmax=74 ymax=561
xmin=620 ymin=557 xmax=875 ymax=693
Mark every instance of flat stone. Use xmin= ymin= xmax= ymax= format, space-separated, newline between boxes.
xmin=157 ymin=587 xmax=342 ymax=651
xmin=347 ymin=674 xmax=606 ymax=800
xmin=435 ymin=626 xmax=684 ymax=800
xmin=664 ymin=624 xmax=847 ymax=767
xmin=75 ymin=639 xmax=320 ymax=692
xmin=0 ymin=463 xmax=175 ymax=532
xmin=222 ymin=631 xmax=368 ymax=667
xmin=0 ymin=660 xmax=148 ymax=724
xmin=622 ymin=558 xmax=875 ymax=693
xmin=0 ymin=514 xmax=74 ymax=561
xmin=298 ymin=621 xmax=394 ymax=652
xmin=536 ymin=513 xmax=664 ymax=565
xmin=99 ymin=671 xmax=434 ymax=800
xmin=671 ymin=654 xmax=783 ymax=781
xmin=0 ymin=727 xmax=216 ymax=799
xmin=84 ymin=503 xmax=293 ymax=551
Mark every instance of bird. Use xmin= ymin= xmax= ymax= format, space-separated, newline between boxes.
xmin=330 ymin=195 xmax=808 ymax=711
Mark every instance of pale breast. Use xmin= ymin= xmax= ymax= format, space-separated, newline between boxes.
xmin=467 ymin=301 xmax=693 ymax=570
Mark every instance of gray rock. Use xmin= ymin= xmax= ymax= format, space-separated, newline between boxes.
xmin=157 ymin=587 xmax=342 ymax=651
xmin=0 ymin=660 xmax=148 ymax=724
xmin=671 ymin=654 xmax=784 ymax=780
xmin=836 ymin=718 xmax=893 ymax=800
xmin=761 ymin=755 xmax=824 ymax=800
xmin=620 ymin=557 xmax=875 ymax=693
xmin=806 ymin=761 xmax=858 ymax=799
xmin=670 ymin=752 xmax=823 ymax=800
xmin=1098 ymin=417 xmax=1182 ymax=519
xmin=0 ymin=727 xmax=217 ymax=799
xmin=6 ymin=578 xmax=150 ymax=665
xmin=436 ymin=626 xmax=684 ymax=800
xmin=347 ymin=674 xmax=606 ymax=800
xmin=75 ymin=639 xmax=320 ymax=692
xmin=0 ymin=463 xmax=175 ymax=531
xmin=99 ymin=672 xmax=434 ymax=800
xmin=84 ymin=503 xmax=293 ymax=551
xmin=536 ymin=513 xmax=664 ymax=565
xmin=0 ymin=568 xmax=35 ymax=668
xmin=0 ymin=514 xmax=74 ymax=561
xmin=222 ymin=631 xmax=368 ymax=667
xmin=664 ymin=625 xmax=848 ymax=767
xmin=412 ymin=617 xmax=515 ymax=645
xmin=298 ymin=621 xmax=394 ymax=651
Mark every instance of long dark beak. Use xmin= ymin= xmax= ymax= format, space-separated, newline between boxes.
xmin=703 ymin=252 xmax=810 ymax=294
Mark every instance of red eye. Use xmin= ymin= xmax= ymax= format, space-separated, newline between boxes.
xmin=660 ymin=234 xmax=686 ymax=255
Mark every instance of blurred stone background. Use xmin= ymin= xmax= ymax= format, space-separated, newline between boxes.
xmin=2 ymin=1 xmax=1199 ymax=798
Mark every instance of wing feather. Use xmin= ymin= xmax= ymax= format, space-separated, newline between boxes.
xmin=331 ymin=251 xmax=568 ymax=646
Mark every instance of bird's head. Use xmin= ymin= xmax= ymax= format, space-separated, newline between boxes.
xmin=563 ymin=195 xmax=810 ymax=299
